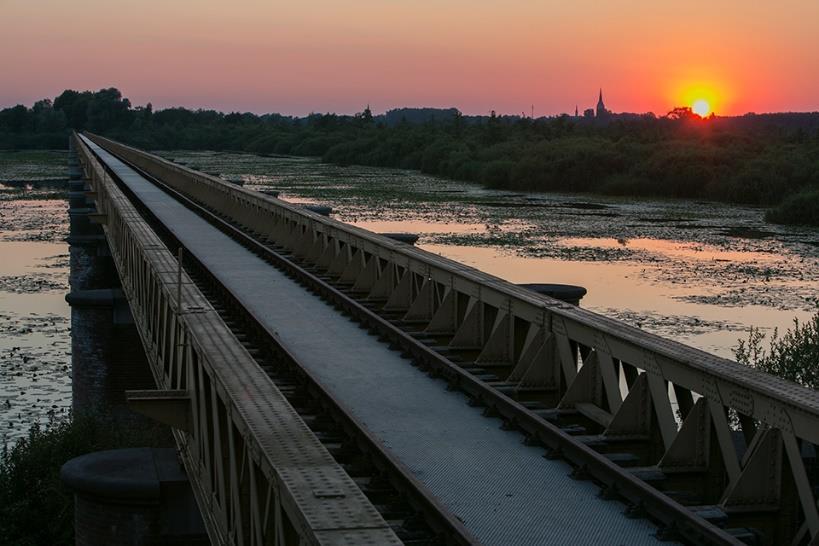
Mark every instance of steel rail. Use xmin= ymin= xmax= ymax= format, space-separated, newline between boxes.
xmin=83 ymin=135 xmax=477 ymax=546
xmin=91 ymin=137 xmax=742 ymax=545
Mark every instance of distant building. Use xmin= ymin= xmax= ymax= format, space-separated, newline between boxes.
xmin=596 ymin=89 xmax=610 ymax=119
xmin=573 ymin=89 xmax=614 ymax=122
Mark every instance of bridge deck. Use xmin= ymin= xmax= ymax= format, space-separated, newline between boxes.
xmin=84 ymin=136 xmax=665 ymax=545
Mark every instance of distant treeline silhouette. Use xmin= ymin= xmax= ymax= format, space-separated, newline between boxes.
xmin=2 ymin=88 xmax=818 ymax=225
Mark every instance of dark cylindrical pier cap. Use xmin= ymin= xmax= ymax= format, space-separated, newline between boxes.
xmin=61 ymin=448 xmax=206 ymax=545
xmin=61 ymin=448 xmax=163 ymax=502
xmin=381 ymin=233 xmax=420 ymax=245
xmin=303 ymin=204 xmax=333 ymax=216
xmin=519 ymin=283 xmax=587 ymax=306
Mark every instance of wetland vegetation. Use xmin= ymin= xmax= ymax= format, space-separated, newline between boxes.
xmin=2 ymin=88 xmax=819 ymax=225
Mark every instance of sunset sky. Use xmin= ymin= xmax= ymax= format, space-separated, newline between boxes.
xmin=2 ymin=0 xmax=818 ymax=116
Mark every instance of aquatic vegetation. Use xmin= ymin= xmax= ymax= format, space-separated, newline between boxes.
xmin=0 ymin=150 xmax=66 ymax=182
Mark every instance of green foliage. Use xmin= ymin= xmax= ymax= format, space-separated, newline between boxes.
xmin=765 ymin=189 xmax=819 ymax=226
xmin=734 ymin=311 xmax=819 ymax=389
xmin=0 ymin=413 xmax=169 ymax=546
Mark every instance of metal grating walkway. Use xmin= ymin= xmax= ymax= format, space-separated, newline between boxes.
xmin=83 ymin=135 xmax=667 ymax=545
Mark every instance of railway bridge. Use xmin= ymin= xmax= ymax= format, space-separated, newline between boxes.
xmin=70 ymin=133 xmax=819 ymax=546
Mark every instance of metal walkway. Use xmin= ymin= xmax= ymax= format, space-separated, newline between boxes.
xmin=81 ymin=140 xmax=666 ymax=544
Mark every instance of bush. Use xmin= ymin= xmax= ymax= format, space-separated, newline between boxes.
xmin=0 ymin=413 xmax=169 ymax=546
xmin=765 ymin=189 xmax=819 ymax=226
xmin=734 ymin=311 xmax=819 ymax=389
xmin=480 ymin=159 xmax=515 ymax=187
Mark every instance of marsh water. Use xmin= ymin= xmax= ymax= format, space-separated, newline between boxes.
xmin=1 ymin=149 xmax=818 ymax=441
xmin=0 ymin=151 xmax=71 ymax=441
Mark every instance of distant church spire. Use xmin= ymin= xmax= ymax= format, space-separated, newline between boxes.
xmin=596 ymin=88 xmax=608 ymax=118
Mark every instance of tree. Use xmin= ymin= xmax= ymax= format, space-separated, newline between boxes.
xmin=31 ymin=99 xmax=66 ymax=132
xmin=54 ymin=89 xmax=91 ymax=129
xmin=0 ymin=105 xmax=30 ymax=133
xmin=665 ymin=106 xmax=701 ymax=121
xmin=85 ymin=88 xmax=133 ymax=132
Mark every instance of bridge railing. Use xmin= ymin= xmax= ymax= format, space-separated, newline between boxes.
xmin=75 ymin=134 xmax=400 ymax=546
xmin=89 ymin=133 xmax=819 ymax=544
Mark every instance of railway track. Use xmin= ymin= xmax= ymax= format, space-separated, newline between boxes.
xmin=94 ymin=139 xmax=751 ymax=545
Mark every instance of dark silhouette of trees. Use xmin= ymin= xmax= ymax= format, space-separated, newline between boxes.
xmin=2 ymin=87 xmax=819 ymax=224
xmin=665 ymin=106 xmax=700 ymax=121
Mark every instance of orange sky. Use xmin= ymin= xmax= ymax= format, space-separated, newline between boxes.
xmin=2 ymin=0 xmax=818 ymax=116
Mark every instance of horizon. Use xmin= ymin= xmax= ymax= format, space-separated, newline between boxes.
xmin=3 ymin=1 xmax=819 ymax=116
xmin=5 ymin=87 xmax=819 ymax=119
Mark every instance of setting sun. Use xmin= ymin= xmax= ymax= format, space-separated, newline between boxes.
xmin=692 ymin=99 xmax=711 ymax=117
xmin=671 ymin=80 xmax=728 ymax=118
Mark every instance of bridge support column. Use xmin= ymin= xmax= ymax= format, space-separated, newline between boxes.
xmin=60 ymin=448 xmax=207 ymax=546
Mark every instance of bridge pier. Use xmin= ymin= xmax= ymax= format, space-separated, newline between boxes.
xmin=61 ymin=448 xmax=207 ymax=546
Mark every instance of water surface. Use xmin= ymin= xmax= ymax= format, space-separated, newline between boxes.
xmin=0 ymin=187 xmax=71 ymax=442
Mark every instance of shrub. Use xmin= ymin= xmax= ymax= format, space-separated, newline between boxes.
xmin=734 ymin=311 xmax=819 ymax=389
xmin=0 ymin=413 xmax=169 ymax=546
xmin=480 ymin=159 xmax=515 ymax=188
xmin=765 ymin=189 xmax=819 ymax=226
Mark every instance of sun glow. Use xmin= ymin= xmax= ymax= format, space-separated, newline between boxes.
xmin=671 ymin=80 xmax=728 ymax=118
xmin=692 ymin=99 xmax=711 ymax=117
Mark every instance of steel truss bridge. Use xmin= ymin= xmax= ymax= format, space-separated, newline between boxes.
xmin=73 ymin=132 xmax=819 ymax=546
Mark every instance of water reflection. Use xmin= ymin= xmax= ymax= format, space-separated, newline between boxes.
xmin=558 ymin=237 xmax=780 ymax=264
xmin=0 ymin=238 xmax=71 ymax=441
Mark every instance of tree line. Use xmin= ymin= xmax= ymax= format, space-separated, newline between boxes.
xmin=2 ymin=88 xmax=818 ymax=225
